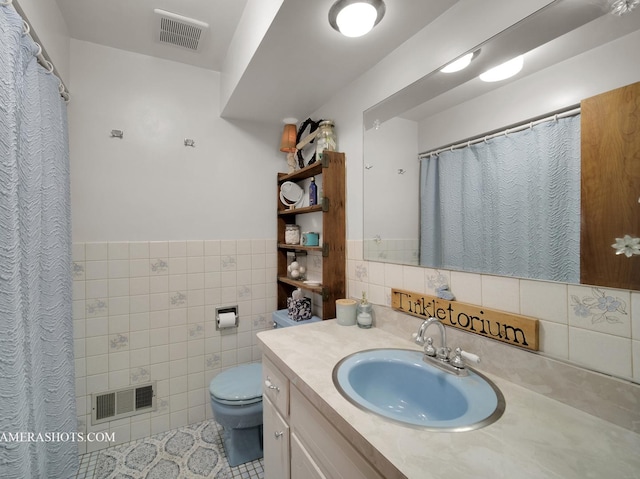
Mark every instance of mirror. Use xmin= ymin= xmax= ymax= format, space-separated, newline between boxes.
xmin=363 ymin=0 xmax=640 ymax=290
xmin=280 ymin=181 xmax=304 ymax=208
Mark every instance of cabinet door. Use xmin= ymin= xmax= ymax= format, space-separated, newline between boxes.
xmin=290 ymin=386 xmax=385 ymax=479
xmin=291 ymin=433 xmax=327 ymax=479
xmin=264 ymin=396 xmax=290 ymax=479
xmin=581 ymin=81 xmax=640 ymax=290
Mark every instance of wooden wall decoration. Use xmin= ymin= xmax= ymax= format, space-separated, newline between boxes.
xmin=391 ymin=288 xmax=539 ymax=351
xmin=581 ymin=81 xmax=640 ymax=290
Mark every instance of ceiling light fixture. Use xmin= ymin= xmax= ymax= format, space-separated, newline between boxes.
xmin=328 ymin=0 xmax=386 ymax=38
xmin=479 ymin=55 xmax=524 ymax=82
xmin=440 ymin=52 xmax=476 ymax=73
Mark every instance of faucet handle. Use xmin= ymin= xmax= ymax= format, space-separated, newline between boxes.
xmin=451 ymin=348 xmax=465 ymax=368
xmin=451 ymin=348 xmax=481 ymax=368
xmin=460 ymin=350 xmax=480 ymax=365
xmin=424 ymin=337 xmax=436 ymax=357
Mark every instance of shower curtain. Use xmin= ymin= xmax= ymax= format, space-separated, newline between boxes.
xmin=420 ymin=115 xmax=581 ymax=283
xmin=0 ymin=5 xmax=77 ymax=479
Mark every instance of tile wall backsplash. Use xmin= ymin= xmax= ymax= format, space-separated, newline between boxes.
xmin=72 ymin=237 xmax=638 ymax=453
xmin=72 ymin=240 xmax=277 ymax=453
xmin=346 ymin=240 xmax=640 ymax=384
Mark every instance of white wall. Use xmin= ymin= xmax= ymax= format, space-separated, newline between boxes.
xmin=69 ymin=40 xmax=283 ymax=242
xmin=67 ymin=40 xmax=284 ymax=452
xmin=220 ymin=0 xmax=284 ymax=112
xmin=14 ymin=0 xmax=70 ymax=84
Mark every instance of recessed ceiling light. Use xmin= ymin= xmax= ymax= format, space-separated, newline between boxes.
xmin=440 ymin=52 xmax=475 ymax=73
xmin=479 ymin=55 xmax=524 ymax=82
xmin=328 ymin=0 xmax=386 ymax=38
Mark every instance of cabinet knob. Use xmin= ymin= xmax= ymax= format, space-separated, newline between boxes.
xmin=274 ymin=431 xmax=284 ymax=439
xmin=265 ymin=376 xmax=280 ymax=392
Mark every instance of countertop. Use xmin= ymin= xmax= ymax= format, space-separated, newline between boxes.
xmin=257 ymin=320 xmax=640 ymax=479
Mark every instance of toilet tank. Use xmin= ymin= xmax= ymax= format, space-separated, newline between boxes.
xmin=272 ymin=309 xmax=322 ymax=328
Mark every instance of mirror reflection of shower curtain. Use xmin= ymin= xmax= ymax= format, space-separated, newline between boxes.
xmin=420 ymin=115 xmax=580 ymax=283
xmin=0 ymin=6 xmax=76 ymax=479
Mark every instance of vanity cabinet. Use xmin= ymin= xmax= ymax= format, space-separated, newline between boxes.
xmin=263 ymin=354 xmax=385 ymax=479
xmin=277 ymin=151 xmax=346 ymax=319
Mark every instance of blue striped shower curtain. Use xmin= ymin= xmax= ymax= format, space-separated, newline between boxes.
xmin=420 ymin=115 xmax=581 ymax=283
xmin=0 ymin=5 xmax=77 ymax=479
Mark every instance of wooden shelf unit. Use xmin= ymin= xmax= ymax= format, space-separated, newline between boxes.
xmin=276 ymin=151 xmax=346 ymax=320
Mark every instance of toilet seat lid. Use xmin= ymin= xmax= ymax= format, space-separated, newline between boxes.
xmin=210 ymin=363 xmax=263 ymax=405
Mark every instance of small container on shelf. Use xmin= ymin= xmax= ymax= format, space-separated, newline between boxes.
xmin=301 ymin=231 xmax=319 ymax=246
xmin=287 ymin=252 xmax=307 ymax=281
xmin=315 ymin=120 xmax=336 ymax=163
xmin=284 ymin=224 xmax=300 ymax=245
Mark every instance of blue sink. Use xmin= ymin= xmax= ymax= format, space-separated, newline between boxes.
xmin=332 ymin=348 xmax=505 ymax=431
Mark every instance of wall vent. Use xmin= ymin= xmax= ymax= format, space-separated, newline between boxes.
xmin=154 ymin=9 xmax=209 ymax=52
xmin=91 ymin=382 xmax=156 ymax=425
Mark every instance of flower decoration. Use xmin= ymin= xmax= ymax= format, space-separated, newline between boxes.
xmin=611 ymin=234 xmax=640 ymax=257
xmin=571 ymin=288 xmax=627 ymax=325
xmin=610 ymin=0 xmax=640 ymax=16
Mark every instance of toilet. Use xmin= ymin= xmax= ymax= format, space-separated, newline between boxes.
xmin=209 ymin=309 xmax=321 ymax=467
xmin=209 ymin=363 xmax=263 ymax=467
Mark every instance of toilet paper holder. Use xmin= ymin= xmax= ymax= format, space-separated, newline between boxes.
xmin=216 ymin=306 xmax=239 ymax=330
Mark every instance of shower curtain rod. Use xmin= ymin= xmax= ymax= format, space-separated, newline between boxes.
xmin=2 ymin=0 xmax=70 ymax=102
xmin=418 ymin=105 xmax=580 ymax=159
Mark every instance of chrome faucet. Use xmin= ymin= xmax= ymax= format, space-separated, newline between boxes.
xmin=418 ymin=317 xmax=449 ymax=361
xmin=413 ymin=317 xmax=480 ymax=376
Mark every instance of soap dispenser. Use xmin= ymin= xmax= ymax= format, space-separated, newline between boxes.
xmin=356 ymin=291 xmax=373 ymax=329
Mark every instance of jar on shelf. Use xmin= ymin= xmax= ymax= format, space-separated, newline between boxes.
xmin=315 ymin=120 xmax=336 ymax=163
xmin=287 ymin=252 xmax=307 ymax=281
xmin=284 ymin=224 xmax=300 ymax=245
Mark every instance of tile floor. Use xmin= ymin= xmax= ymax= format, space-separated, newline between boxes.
xmin=74 ymin=421 xmax=264 ymax=479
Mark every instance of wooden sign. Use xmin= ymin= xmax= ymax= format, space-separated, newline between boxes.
xmin=392 ymin=288 xmax=539 ymax=351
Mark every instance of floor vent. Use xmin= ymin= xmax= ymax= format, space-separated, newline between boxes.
xmin=91 ymin=382 xmax=156 ymax=425
xmin=154 ymin=9 xmax=209 ymax=52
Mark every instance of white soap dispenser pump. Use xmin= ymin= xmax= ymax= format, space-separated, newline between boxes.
xmin=356 ymin=291 xmax=373 ymax=329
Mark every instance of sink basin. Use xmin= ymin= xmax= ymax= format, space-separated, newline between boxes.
xmin=332 ymin=348 xmax=505 ymax=431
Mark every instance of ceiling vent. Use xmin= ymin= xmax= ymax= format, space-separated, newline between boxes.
xmin=154 ymin=9 xmax=209 ymax=52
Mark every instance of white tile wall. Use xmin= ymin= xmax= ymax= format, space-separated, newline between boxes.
xmin=72 ymin=240 xmax=277 ymax=453
xmin=347 ymin=240 xmax=640 ymax=384
xmin=72 ymin=238 xmax=639 ymax=452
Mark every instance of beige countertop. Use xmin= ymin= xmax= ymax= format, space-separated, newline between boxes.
xmin=257 ymin=320 xmax=640 ymax=479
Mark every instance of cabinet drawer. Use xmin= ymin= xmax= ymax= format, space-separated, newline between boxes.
xmin=290 ymin=386 xmax=385 ymax=479
xmin=264 ymin=396 xmax=290 ymax=479
xmin=263 ymin=356 xmax=290 ymax=418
